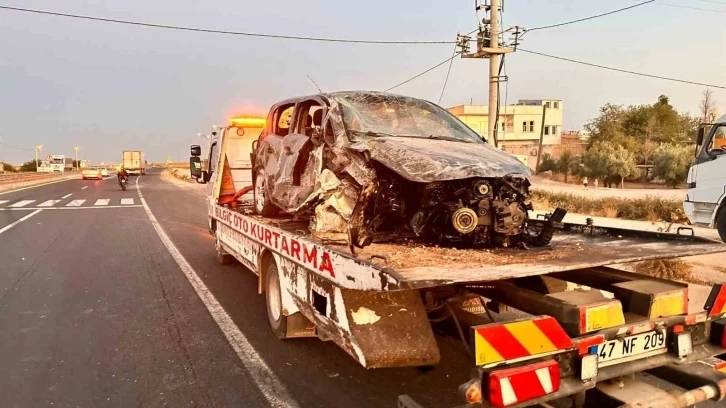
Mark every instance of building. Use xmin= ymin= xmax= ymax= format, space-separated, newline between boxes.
xmin=447 ymin=99 xmax=564 ymax=170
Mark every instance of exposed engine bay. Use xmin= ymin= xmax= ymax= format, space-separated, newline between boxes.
xmin=253 ymin=91 xmax=564 ymax=251
xmin=348 ymin=167 xmax=536 ymax=249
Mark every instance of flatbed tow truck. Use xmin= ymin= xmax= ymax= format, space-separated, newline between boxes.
xmin=190 ymin=122 xmax=726 ymax=408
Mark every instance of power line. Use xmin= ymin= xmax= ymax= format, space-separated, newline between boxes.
xmin=651 ymin=2 xmax=726 ymax=13
xmin=524 ymin=0 xmax=654 ymax=34
xmin=384 ymin=52 xmax=462 ymax=92
xmin=0 ymin=5 xmax=454 ymax=45
xmin=519 ymin=48 xmax=726 ymax=89
xmin=0 ymin=141 xmax=34 ymax=151
xmin=437 ymin=45 xmax=458 ymax=104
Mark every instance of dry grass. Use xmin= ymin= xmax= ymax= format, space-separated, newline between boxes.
xmin=633 ymin=259 xmax=696 ymax=282
xmin=530 ymin=191 xmax=688 ymax=224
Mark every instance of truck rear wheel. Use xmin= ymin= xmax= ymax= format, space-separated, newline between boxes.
xmin=265 ymin=260 xmax=288 ymax=339
xmin=254 ymin=169 xmax=279 ymax=217
xmin=717 ymin=207 xmax=726 ymax=243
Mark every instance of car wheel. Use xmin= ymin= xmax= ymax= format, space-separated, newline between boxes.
xmin=254 ymin=168 xmax=279 ymax=217
xmin=717 ymin=207 xmax=726 ymax=244
xmin=265 ymin=259 xmax=288 ymax=339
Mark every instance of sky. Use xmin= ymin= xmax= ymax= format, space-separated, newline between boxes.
xmin=1 ymin=0 xmax=725 ymax=165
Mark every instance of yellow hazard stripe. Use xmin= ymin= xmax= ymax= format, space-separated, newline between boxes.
xmin=474 ymin=331 xmax=504 ymax=366
xmin=504 ymin=320 xmax=558 ymax=355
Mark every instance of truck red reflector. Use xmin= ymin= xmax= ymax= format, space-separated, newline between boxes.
xmin=487 ymin=360 xmax=560 ymax=407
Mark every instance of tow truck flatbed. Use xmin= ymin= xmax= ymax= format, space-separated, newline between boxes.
xmin=238 ymin=207 xmax=724 ymax=289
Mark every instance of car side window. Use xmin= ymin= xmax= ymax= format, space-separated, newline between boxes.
xmin=293 ymin=101 xmax=324 ymax=137
xmin=273 ymin=105 xmax=295 ymax=137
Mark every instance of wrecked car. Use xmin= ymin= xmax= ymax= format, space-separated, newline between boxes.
xmin=252 ymin=91 xmax=559 ymax=249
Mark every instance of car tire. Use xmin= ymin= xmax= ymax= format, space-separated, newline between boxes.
xmin=265 ymin=260 xmax=288 ymax=339
xmin=717 ymin=207 xmax=726 ymax=244
xmin=253 ymin=168 xmax=279 ymax=217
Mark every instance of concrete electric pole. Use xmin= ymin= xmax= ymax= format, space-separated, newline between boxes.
xmin=487 ymin=0 xmax=500 ymax=148
xmin=458 ymin=1 xmax=518 ymax=148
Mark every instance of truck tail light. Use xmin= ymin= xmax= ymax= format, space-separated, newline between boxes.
xmin=487 ymin=360 xmax=560 ymax=407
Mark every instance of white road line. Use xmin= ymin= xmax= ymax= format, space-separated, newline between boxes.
xmin=134 ymin=176 xmax=299 ymax=408
xmin=81 ymin=186 xmax=88 ymax=190
xmin=0 ymin=177 xmax=74 ymax=196
xmin=38 ymin=200 xmax=61 ymax=207
xmin=94 ymin=199 xmax=110 ymax=206
xmin=0 ymin=205 xmax=142 ymax=211
xmin=61 ymin=193 xmax=73 ymax=199
xmin=120 ymin=198 xmax=134 ymax=205
xmin=0 ymin=200 xmax=8 ymax=205
xmin=0 ymin=209 xmax=42 ymax=235
xmin=10 ymin=200 xmax=35 ymax=207
xmin=66 ymin=199 xmax=85 ymax=207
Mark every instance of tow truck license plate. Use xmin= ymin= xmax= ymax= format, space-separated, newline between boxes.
xmin=597 ymin=331 xmax=667 ymax=367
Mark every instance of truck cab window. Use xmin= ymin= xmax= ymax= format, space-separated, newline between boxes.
xmin=708 ymin=125 xmax=726 ymax=155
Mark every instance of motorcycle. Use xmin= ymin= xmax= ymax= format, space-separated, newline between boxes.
xmin=118 ymin=175 xmax=129 ymax=191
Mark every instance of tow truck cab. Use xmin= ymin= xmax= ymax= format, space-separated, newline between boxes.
xmin=685 ymin=113 xmax=726 ymax=243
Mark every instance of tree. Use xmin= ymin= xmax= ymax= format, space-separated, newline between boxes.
xmin=701 ymin=88 xmax=717 ymax=122
xmin=2 ymin=162 xmax=16 ymax=172
xmin=581 ymin=142 xmax=636 ymax=188
xmin=585 ymin=104 xmax=636 ymax=149
xmin=19 ymin=160 xmax=37 ymax=172
xmin=556 ymin=150 xmax=578 ymax=182
xmin=537 ymin=153 xmax=557 ymax=174
xmin=651 ymin=144 xmax=694 ymax=188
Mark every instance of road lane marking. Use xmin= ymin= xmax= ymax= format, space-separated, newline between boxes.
xmin=120 ymin=198 xmax=134 ymax=205
xmin=10 ymin=200 xmax=35 ymax=207
xmin=0 ymin=209 xmax=42 ymax=235
xmin=0 ymin=177 xmax=75 ymax=196
xmin=0 ymin=205 xmax=142 ymax=211
xmin=81 ymin=186 xmax=88 ymax=190
xmin=94 ymin=199 xmax=110 ymax=206
xmin=66 ymin=199 xmax=85 ymax=207
xmin=61 ymin=193 xmax=73 ymax=199
xmin=0 ymin=200 xmax=8 ymax=205
xmin=38 ymin=200 xmax=61 ymax=207
xmin=134 ymin=176 xmax=300 ymax=408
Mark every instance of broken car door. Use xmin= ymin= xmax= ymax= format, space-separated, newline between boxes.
xmin=271 ymin=98 xmax=326 ymax=211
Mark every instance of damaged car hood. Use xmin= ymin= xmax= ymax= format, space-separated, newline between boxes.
xmin=348 ymin=136 xmax=531 ymax=183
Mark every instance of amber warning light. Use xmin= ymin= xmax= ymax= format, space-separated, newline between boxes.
xmin=229 ymin=117 xmax=266 ymax=128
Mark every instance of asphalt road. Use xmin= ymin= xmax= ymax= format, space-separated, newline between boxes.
xmin=1 ymin=169 xmax=720 ymax=408
xmin=0 ymin=170 xmax=471 ymax=408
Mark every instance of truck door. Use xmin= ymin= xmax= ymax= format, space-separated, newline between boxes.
xmin=693 ymin=122 xmax=726 ymax=225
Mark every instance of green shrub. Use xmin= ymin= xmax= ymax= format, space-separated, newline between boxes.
xmin=530 ymin=190 xmax=687 ymax=223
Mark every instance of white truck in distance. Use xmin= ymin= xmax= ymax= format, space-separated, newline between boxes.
xmin=122 ymin=150 xmax=146 ymax=176
xmin=684 ymin=113 xmax=726 ymax=243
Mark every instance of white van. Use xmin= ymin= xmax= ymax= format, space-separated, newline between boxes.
xmin=684 ymin=113 xmax=726 ymax=242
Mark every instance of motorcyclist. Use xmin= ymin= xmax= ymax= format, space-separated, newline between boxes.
xmin=117 ymin=166 xmax=129 ymax=182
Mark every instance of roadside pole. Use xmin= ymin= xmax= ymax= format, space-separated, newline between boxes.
xmin=458 ymin=1 xmax=515 ymax=149
xmin=535 ymin=105 xmax=547 ymax=174
xmin=487 ymin=0 xmax=500 ymax=147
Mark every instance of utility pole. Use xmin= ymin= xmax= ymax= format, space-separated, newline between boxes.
xmin=457 ymin=1 xmax=517 ymax=148
xmin=535 ymin=105 xmax=547 ymax=173
xmin=74 ymin=146 xmax=80 ymax=170
xmin=488 ymin=0 xmax=500 ymax=148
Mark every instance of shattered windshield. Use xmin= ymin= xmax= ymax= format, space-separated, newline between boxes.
xmin=334 ymin=93 xmax=484 ymax=144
